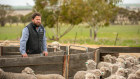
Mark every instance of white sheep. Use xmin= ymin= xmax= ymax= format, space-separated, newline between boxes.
xmin=0 ymin=68 xmax=37 ymax=79
xmin=103 ymin=54 xmax=117 ymax=64
xmin=100 ymin=66 xmax=111 ymax=78
xmin=85 ymin=59 xmax=96 ymax=70
xmin=135 ymin=69 xmax=140 ymax=79
xmin=109 ymin=64 xmax=119 ymax=75
xmin=1 ymin=40 xmax=10 ymax=46
xmin=116 ymin=68 xmax=128 ymax=77
xmin=97 ymin=62 xmax=112 ymax=69
xmin=22 ymin=67 xmax=65 ymax=79
xmin=85 ymin=73 xmax=95 ymax=79
xmin=105 ymin=75 xmax=126 ymax=79
xmin=87 ymin=69 xmax=102 ymax=79
xmin=51 ymin=41 xmax=60 ymax=52
xmin=74 ymin=71 xmax=87 ymax=79
xmin=127 ymin=74 xmax=137 ymax=79
xmin=35 ymin=74 xmax=65 ymax=79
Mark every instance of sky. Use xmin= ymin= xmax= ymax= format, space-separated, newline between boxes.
xmin=0 ymin=0 xmax=140 ymax=6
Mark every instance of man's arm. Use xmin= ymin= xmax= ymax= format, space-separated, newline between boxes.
xmin=42 ymin=29 xmax=48 ymax=56
xmin=20 ymin=27 xmax=29 ymax=57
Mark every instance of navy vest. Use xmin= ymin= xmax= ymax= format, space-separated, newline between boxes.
xmin=26 ymin=22 xmax=44 ymax=54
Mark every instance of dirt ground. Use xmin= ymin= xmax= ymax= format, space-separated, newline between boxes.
xmin=0 ymin=40 xmax=140 ymax=58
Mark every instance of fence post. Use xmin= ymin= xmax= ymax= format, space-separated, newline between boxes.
xmin=114 ymin=33 xmax=118 ymax=45
xmin=0 ymin=46 xmax=3 ymax=56
xmin=95 ymin=49 xmax=100 ymax=63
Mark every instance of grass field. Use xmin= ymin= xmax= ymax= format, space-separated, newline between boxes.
xmin=0 ymin=23 xmax=140 ymax=47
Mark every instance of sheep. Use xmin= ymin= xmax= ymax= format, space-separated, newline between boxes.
xmin=35 ymin=74 xmax=65 ymax=79
xmin=74 ymin=71 xmax=87 ymax=79
xmin=85 ymin=59 xmax=96 ymax=70
xmin=103 ymin=54 xmax=117 ymax=64
xmin=51 ymin=41 xmax=60 ymax=52
xmin=85 ymin=73 xmax=95 ymax=79
xmin=116 ymin=58 xmax=125 ymax=63
xmin=127 ymin=74 xmax=137 ymax=79
xmin=127 ymin=69 xmax=140 ymax=79
xmin=74 ymin=69 xmax=102 ymax=79
xmin=0 ymin=68 xmax=37 ymax=79
xmin=1 ymin=40 xmax=10 ymax=46
xmin=22 ymin=67 xmax=35 ymax=75
xmin=88 ymin=69 xmax=102 ymax=79
xmin=97 ymin=62 xmax=112 ymax=69
xmin=109 ymin=64 xmax=119 ymax=75
xmin=135 ymin=69 xmax=140 ymax=79
xmin=105 ymin=75 xmax=126 ymax=79
xmin=116 ymin=68 xmax=128 ymax=77
xmin=118 ymin=55 xmax=131 ymax=60
xmin=74 ymin=60 xmax=97 ymax=79
xmin=100 ymin=66 xmax=111 ymax=78
xmin=103 ymin=54 xmax=112 ymax=62
xmin=22 ymin=67 xmax=65 ymax=79
xmin=126 ymin=56 xmax=139 ymax=65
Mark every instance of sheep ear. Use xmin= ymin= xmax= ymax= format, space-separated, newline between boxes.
xmin=22 ymin=70 xmax=26 ymax=73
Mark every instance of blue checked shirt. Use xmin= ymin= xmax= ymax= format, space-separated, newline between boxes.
xmin=20 ymin=26 xmax=47 ymax=55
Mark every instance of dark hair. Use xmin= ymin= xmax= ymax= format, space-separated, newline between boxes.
xmin=32 ymin=12 xmax=41 ymax=19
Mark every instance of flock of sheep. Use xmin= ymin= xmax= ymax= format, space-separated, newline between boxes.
xmin=0 ymin=41 xmax=140 ymax=79
xmin=0 ymin=54 xmax=140 ymax=79
xmin=74 ymin=54 xmax=140 ymax=79
xmin=0 ymin=67 xmax=65 ymax=79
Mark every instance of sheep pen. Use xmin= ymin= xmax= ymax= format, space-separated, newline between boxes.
xmin=0 ymin=44 xmax=140 ymax=79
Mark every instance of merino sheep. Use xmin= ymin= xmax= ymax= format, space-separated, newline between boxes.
xmin=51 ymin=41 xmax=60 ymax=52
xmin=35 ymin=74 xmax=65 ymax=79
xmin=22 ymin=67 xmax=35 ymax=75
xmin=85 ymin=73 xmax=95 ymax=79
xmin=0 ymin=68 xmax=37 ymax=79
xmin=127 ymin=74 xmax=137 ymax=79
xmin=97 ymin=62 xmax=112 ymax=69
xmin=110 ymin=64 xmax=119 ymax=75
xmin=1 ymin=40 xmax=10 ymax=46
xmin=135 ymin=69 xmax=140 ymax=79
xmin=105 ymin=75 xmax=126 ymax=79
xmin=88 ymin=69 xmax=102 ymax=79
xmin=103 ymin=54 xmax=117 ymax=64
xmin=74 ymin=71 xmax=87 ymax=79
xmin=116 ymin=68 xmax=128 ymax=77
xmin=22 ymin=67 xmax=65 ymax=79
xmin=100 ymin=67 xmax=111 ymax=78
xmin=85 ymin=59 xmax=96 ymax=70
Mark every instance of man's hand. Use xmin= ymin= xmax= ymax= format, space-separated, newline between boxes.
xmin=43 ymin=51 xmax=48 ymax=56
xmin=22 ymin=53 xmax=28 ymax=57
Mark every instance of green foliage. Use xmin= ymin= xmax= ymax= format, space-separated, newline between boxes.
xmin=60 ymin=0 xmax=85 ymax=25
xmin=0 ymin=24 xmax=139 ymax=47
xmin=0 ymin=4 xmax=13 ymax=26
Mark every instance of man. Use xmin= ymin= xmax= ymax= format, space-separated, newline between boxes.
xmin=20 ymin=12 xmax=48 ymax=57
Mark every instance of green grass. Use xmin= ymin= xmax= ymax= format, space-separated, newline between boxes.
xmin=0 ymin=23 xmax=140 ymax=47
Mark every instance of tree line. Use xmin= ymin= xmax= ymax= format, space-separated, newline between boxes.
xmin=0 ymin=0 xmax=140 ymax=41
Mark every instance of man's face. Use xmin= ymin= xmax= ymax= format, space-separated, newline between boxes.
xmin=32 ymin=16 xmax=41 ymax=26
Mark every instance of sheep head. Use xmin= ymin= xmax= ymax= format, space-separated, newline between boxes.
xmin=22 ymin=67 xmax=35 ymax=75
xmin=85 ymin=59 xmax=96 ymax=70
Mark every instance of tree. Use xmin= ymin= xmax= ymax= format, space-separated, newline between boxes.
xmin=0 ymin=4 xmax=12 ymax=27
xmin=33 ymin=0 xmax=87 ymax=40
xmin=84 ymin=0 xmax=122 ymax=41
xmin=6 ymin=15 xmax=20 ymax=26
xmin=19 ymin=13 xmax=32 ymax=26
